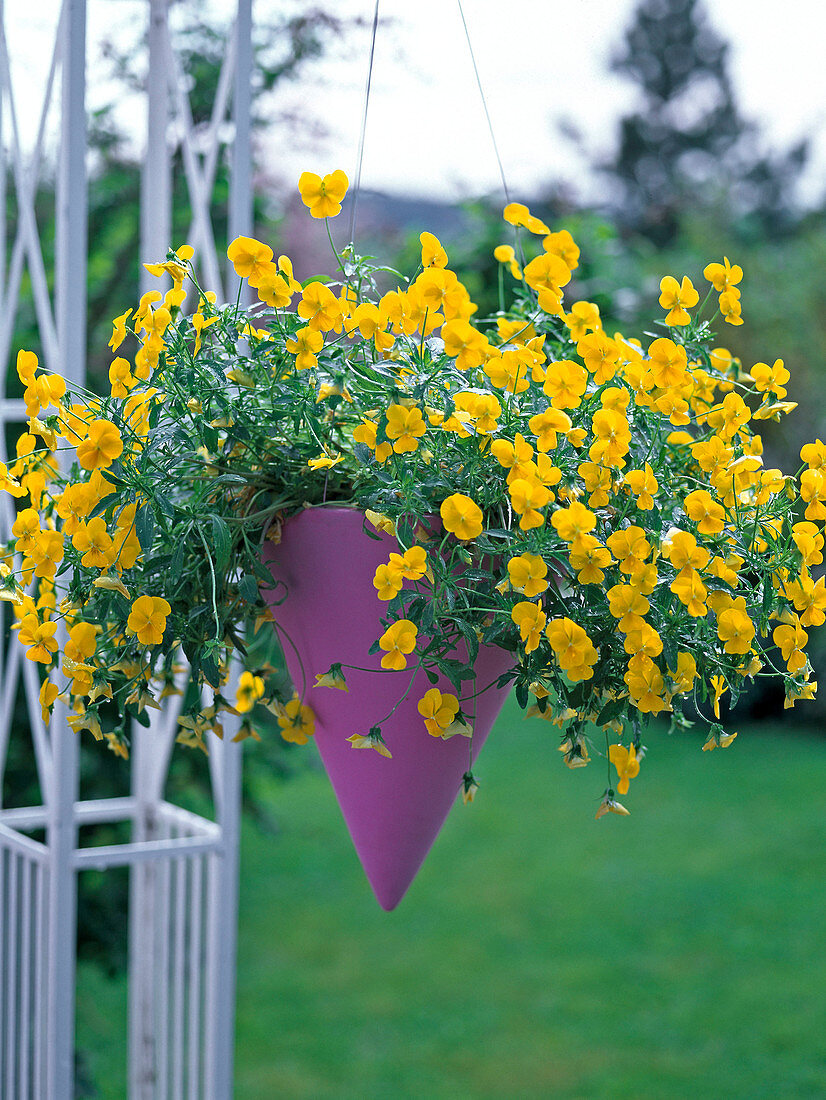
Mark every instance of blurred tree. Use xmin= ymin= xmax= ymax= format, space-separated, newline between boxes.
xmin=606 ymin=0 xmax=808 ymax=246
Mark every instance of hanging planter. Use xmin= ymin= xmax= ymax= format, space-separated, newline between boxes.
xmin=3 ymin=169 xmax=823 ymax=908
xmin=262 ymin=506 xmax=512 ymax=909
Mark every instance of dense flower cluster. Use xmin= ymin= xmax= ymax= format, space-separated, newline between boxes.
xmin=0 ymin=169 xmax=820 ymax=813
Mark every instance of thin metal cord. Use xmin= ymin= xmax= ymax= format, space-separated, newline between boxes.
xmin=457 ymin=0 xmax=511 ymax=204
xmin=349 ymin=0 xmax=381 ymax=244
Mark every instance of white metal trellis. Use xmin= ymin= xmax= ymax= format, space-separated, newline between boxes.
xmin=0 ymin=2 xmax=252 ymax=1096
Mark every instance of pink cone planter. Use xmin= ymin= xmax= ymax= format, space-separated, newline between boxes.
xmin=261 ymin=507 xmax=513 ymax=910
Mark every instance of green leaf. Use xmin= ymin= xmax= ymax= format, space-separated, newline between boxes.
xmin=89 ymin=492 xmax=122 ymax=520
xmin=201 ymin=654 xmax=221 ymax=687
xmin=170 ymin=539 xmax=186 ymax=581
xmin=135 ymin=508 xmax=156 ymax=553
xmin=211 ymin=515 xmax=232 ymax=574
xmin=595 ymin=699 xmax=626 ymax=726
xmin=238 ymin=575 xmax=259 ymax=604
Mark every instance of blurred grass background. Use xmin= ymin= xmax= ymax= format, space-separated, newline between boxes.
xmin=76 ymin=696 xmax=826 ymax=1098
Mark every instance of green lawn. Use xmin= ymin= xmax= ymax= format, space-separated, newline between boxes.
xmin=77 ymin=699 xmax=826 ymax=1097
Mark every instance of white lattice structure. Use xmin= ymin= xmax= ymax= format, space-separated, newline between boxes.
xmin=0 ymin=1 xmax=252 ymax=1095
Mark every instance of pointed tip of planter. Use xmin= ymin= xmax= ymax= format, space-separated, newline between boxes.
xmin=362 ymin=853 xmax=427 ymax=911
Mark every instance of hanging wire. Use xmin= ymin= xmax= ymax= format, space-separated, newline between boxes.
xmin=456 ymin=0 xmax=512 ymax=205
xmin=349 ymin=1 xmax=511 ymax=245
xmin=349 ymin=0 xmax=381 ymax=244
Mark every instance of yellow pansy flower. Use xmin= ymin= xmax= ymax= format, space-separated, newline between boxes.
xmin=297 ymin=169 xmax=349 ymax=219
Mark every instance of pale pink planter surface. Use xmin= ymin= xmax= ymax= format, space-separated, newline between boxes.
xmin=262 ymin=506 xmax=514 ymax=910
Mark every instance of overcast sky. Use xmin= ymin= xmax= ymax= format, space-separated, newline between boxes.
xmin=268 ymin=0 xmax=826 ymax=207
xmin=5 ymin=0 xmax=826 ymax=207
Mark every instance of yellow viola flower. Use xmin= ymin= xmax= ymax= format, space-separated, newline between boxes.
xmin=704 ymin=256 xmax=743 ymax=292
xmin=716 ymin=601 xmax=755 ymax=655
xmin=669 ymin=652 xmax=698 ymax=694
xmin=702 ymin=728 xmax=738 ymax=751
xmin=108 ymin=310 xmax=132 ymax=352
xmin=623 ymin=620 xmax=663 ymax=661
xmin=277 ymin=696 xmax=316 ymax=744
xmin=595 ymin=793 xmax=630 ymax=819
xmin=16 ymin=348 xmax=39 ymax=385
xmin=509 ymin=478 xmax=550 ymax=530
xmin=12 ymin=508 xmax=43 ymax=555
xmin=658 ymin=275 xmax=699 ymax=326
xmin=364 ymin=509 xmax=395 ymax=536
xmin=670 ymin=568 xmax=708 ymax=618
xmin=511 ymin=600 xmax=547 ymax=653
xmin=353 ymin=419 xmax=393 ymax=464
xmin=578 ymin=330 xmax=620 ymax=384
xmin=385 ymin=404 xmax=426 ymax=453
xmin=662 ymin=529 xmax=710 ymax=572
xmin=255 ymin=265 xmax=293 ymax=308
xmin=545 ymin=617 xmax=598 ymax=681
xmin=391 ymin=546 xmax=429 ymax=582
xmin=93 ymin=575 xmax=131 ymax=600
xmin=684 ymin=489 xmax=726 ymax=535
xmin=346 ymin=728 xmax=391 ymax=756
xmin=543 ymin=359 xmax=588 ymax=409
xmin=647 ymin=337 xmax=688 ymax=388
xmin=799 ymin=469 xmax=826 ymax=521
xmin=543 ymin=229 xmax=580 ymax=270
xmin=624 ymin=655 xmax=670 ymax=715
xmin=314 ymin=664 xmax=349 ymax=692
xmin=493 ymin=244 xmax=522 ymax=279
xmin=442 ymin=319 xmax=489 ymax=370
xmin=523 ymin=252 xmax=571 ymax=313
xmin=589 ymin=407 xmax=631 ymax=468
xmin=378 ymin=619 xmax=418 ymax=670
xmin=420 ymin=231 xmax=448 ymax=268
xmin=608 ymin=742 xmax=640 ymax=795
xmin=800 ymin=439 xmax=826 ymax=471
xmin=417 ymin=688 xmax=460 ymax=737
xmin=236 ymin=671 xmax=265 ymax=714
xmin=298 ymin=169 xmax=348 ymax=219
xmin=285 ymin=326 xmax=324 ymax=371
xmin=607 ymin=583 xmax=650 ymax=630
xmin=39 ymin=680 xmax=60 ymax=725
xmin=773 ymin=621 xmax=808 ymax=673
xmin=297 ymin=282 xmax=341 ymax=332
xmin=126 ymin=594 xmax=171 ymax=646
xmin=750 ymin=358 xmax=789 ymax=399
xmin=784 ymin=679 xmax=817 ymax=709
xmin=18 ymin=614 xmax=59 ymax=663
xmin=28 ymin=529 xmax=64 ymax=580
xmin=109 ymin=356 xmax=137 ymax=399
xmin=76 ymin=419 xmax=124 ymax=471
xmin=551 ymin=501 xmax=596 ymax=543
xmin=440 ymin=493 xmax=483 ymax=540
xmin=568 ymin=535 xmax=612 ymax=585
xmin=503 ymin=201 xmax=550 ymax=235
xmin=622 ymin=464 xmax=658 ymax=510
xmin=72 ymin=518 xmax=115 ymax=569
xmin=307 ymin=454 xmax=343 ymax=470
xmin=719 ymin=287 xmax=743 ymax=326
xmin=373 ymin=562 xmax=403 ymax=601
xmin=528 ymin=407 xmax=572 ymax=452
xmin=507 ymin=553 xmax=548 ymax=598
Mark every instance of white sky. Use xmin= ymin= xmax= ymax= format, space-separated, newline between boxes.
xmin=268 ymin=0 xmax=826 ymax=207
xmin=4 ymin=0 xmax=826 ymax=207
